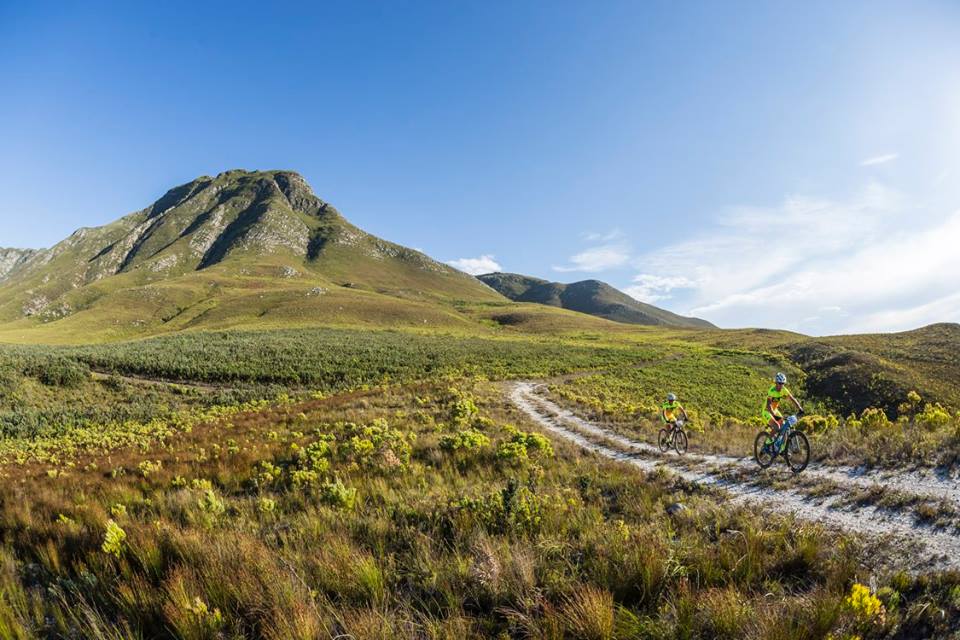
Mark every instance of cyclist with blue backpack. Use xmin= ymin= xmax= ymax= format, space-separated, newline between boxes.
xmin=755 ymin=372 xmax=811 ymax=472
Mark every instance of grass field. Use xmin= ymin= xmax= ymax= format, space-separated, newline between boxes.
xmin=0 ymin=322 xmax=959 ymax=637
xmin=0 ymin=378 xmax=955 ymax=638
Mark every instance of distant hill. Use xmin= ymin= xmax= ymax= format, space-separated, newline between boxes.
xmin=0 ymin=170 xmax=505 ymax=341
xmin=477 ymin=272 xmax=714 ymax=328
xmin=786 ymin=322 xmax=960 ymax=417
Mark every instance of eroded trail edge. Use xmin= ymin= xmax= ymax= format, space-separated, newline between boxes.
xmin=509 ymin=381 xmax=960 ymax=572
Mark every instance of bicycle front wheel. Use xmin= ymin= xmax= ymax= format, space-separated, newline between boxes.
xmin=658 ymin=429 xmax=671 ymax=453
xmin=754 ymin=431 xmax=775 ymax=469
xmin=785 ymin=431 xmax=810 ymax=473
xmin=674 ymin=429 xmax=688 ymax=455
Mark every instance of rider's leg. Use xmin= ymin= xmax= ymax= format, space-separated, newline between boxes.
xmin=762 ymin=411 xmax=780 ymax=440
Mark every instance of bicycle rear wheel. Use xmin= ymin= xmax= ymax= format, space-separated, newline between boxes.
xmin=754 ymin=431 xmax=775 ymax=468
xmin=785 ymin=431 xmax=810 ymax=473
xmin=674 ymin=429 xmax=688 ymax=455
xmin=658 ymin=429 xmax=671 ymax=453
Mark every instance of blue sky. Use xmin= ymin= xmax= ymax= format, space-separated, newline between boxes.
xmin=2 ymin=1 xmax=959 ymax=334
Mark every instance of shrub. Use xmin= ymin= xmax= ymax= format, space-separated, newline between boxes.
xmin=190 ymin=479 xmax=213 ymax=492
xmin=440 ymin=429 xmax=491 ymax=452
xmin=320 ymin=479 xmax=357 ymax=510
xmin=31 ymin=357 xmax=89 ymax=388
xmin=496 ymin=440 xmax=528 ymax=464
xmin=256 ymin=461 xmax=283 ymax=487
xmin=451 ymin=396 xmax=479 ymax=427
xmin=523 ymin=432 xmax=554 ymax=458
xmin=498 ymin=428 xmax=555 ymax=463
xmin=850 ymin=407 xmax=892 ymax=431
xmin=138 ymin=460 xmax=162 ymax=477
xmin=197 ymin=490 xmax=226 ymax=516
xmin=291 ymin=469 xmax=320 ymax=488
xmin=102 ymin=520 xmax=127 ymax=558
xmin=347 ymin=436 xmax=376 ymax=460
xmin=799 ymin=414 xmax=839 ymax=434
xmin=843 ymin=582 xmax=885 ymax=627
xmin=916 ymin=403 xmax=952 ymax=430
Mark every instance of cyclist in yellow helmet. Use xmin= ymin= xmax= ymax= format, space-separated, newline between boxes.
xmin=763 ymin=372 xmax=803 ymax=438
xmin=661 ymin=392 xmax=688 ymax=426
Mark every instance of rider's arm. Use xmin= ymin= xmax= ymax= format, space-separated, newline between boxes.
xmin=680 ymin=405 xmax=689 ymax=420
xmin=789 ymin=392 xmax=803 ymax=413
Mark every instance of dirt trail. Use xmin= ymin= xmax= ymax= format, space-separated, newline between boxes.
xmin=510 ymin=381 xmax=960 ymax=571
xmin=526 ymin=383 xmax=960 ymax=505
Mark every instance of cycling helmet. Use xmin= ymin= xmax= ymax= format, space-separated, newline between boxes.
xmin=666 ymin=392 xmax=677 ymax=402
xmin=775 ymin=372 xmax=787 ymax=384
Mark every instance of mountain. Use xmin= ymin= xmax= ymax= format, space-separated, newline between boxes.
xmin=476 ymin=272 xmax=714 ymax=328
xmin=0 ymin=248 xmax=37 ymax=283
xmin=0 ymin=170 xmax=505 ymax=341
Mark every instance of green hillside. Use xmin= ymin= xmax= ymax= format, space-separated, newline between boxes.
xmin=477 ymin=272 xmax=714 ymax=328
xmin=668 ymin=323 xmax=960 ymax=417
xmin=784 ymin=323 xmax=960 ymax=417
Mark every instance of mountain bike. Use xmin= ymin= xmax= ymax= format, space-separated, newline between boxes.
xmin=658 ymin=418 xmax=688 ymax=455
xmin=754 ymin=414 xmax=810 ymax=473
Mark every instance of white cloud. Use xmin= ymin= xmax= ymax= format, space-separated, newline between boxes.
xmin=630 ymin=183 xmax=960 ymax=334
xmin=553 ymin=243 xmax=630 ymax=273
xmin=583 ymin=229 xmax=624 ymax=242
xmin=860 ymin=153 xmax=899 ymax=166
xmin=624 ymin=274 xmax=697 ymax=303
xmin=448 ymin=254 xmax=502 ymax=276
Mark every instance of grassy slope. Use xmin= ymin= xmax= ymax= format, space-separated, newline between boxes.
xmin=673 ymin=324 xmax=960 ymax=416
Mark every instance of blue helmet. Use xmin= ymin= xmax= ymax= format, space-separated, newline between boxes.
xmin=666 ymin=392 xmax=677 ymax=402
xmin=775 ymin=372 xmax=787 ymax=384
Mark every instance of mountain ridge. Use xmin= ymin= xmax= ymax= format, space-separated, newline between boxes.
xmin=476 ymin=271 xmax=714 ymax=328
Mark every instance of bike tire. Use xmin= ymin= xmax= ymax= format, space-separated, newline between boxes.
xmin=658 ymin=429 xmax=671 ymax=453
xmin=674 ymin=429 xmax=688 ymax=455
xmin=785 ymin=431 xmax=810 ymax=473
xmin=754 ymin=431 xmax=775 ymax=469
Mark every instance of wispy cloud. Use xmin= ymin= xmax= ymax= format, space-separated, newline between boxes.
xmin=860 ymin=152 xmax=899 ymax=166
xmin=554 ymin=230 xmax=631 ymax=273
xmin=448 ymin=254 xmax=501 ymax=276
xmin=624 ymin=274 xmax=697 ymax=303
xmin=583 ymin=229 xmax=624 ymax=242
xmin=553 ymin=244 xmax=630 ymax=273
xmin=630 ymin=182 xmax=960 ymax=333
